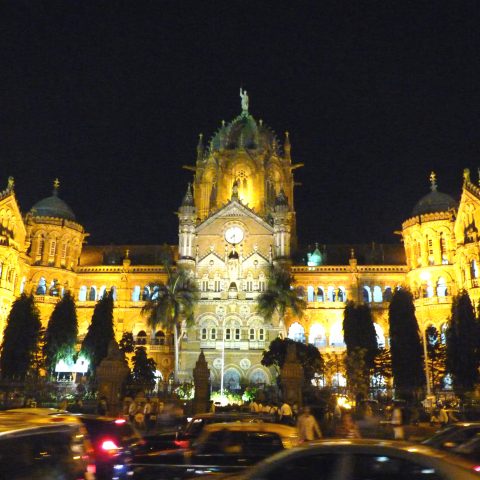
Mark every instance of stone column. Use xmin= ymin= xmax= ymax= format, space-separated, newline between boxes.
xmin=193 ymin=351 xmax=210 ymax=414
xmin=96 ymin=340 xmax=130 ymax=416
xmin=281 ymin=343 xmax=303 ymax=408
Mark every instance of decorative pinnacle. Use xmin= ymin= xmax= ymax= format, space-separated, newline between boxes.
xmin=125 ymin=249 xmax=130 ymax=259
xmin=429 ymin=171 xmax=437 ymax=191
xmin=350 ymin=248 xmax=355 ymax=259
xmin=53 ymin=178 xmax=60 ymax=195
xmin=240 ymin=88 xmax=249 ymax=114
xmin=7 ymin=176 xmax=14 ymax=191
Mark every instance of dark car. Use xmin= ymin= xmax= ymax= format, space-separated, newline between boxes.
xmin=78 ymin=415 xmax=143 ymax=480
xmin=132 ymin=421 xmax=298 ymax=480
xmin=0 ymin=410 xmax=93 ymax=480
xmin=215 ymin=439 xmax=480 ymax=480
xmin=422 ymin=422 xmax=480 ymax=451
xmin=142 ymin=412 xmax=276 ymax=453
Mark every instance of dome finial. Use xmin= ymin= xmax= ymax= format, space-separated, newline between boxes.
xmin=240 ymin=88 xmax=249 ymax=114
xmin=429 ymin=171 xmax=437 ymax=192
xmin=53 ymin=178 xmax=60 ymax=196
xmin=181 ymin=183 xmax=194 ymax=207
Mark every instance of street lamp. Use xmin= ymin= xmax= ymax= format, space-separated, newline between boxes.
xmin=219 ymin=312 xmax=226 ymax=402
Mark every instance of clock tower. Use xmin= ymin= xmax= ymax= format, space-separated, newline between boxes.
xmin=177 ymin=92 xmax=301 ymax=389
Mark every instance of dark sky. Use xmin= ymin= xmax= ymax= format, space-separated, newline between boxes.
xmin=1 ymin=1 xmax=480 ymax=247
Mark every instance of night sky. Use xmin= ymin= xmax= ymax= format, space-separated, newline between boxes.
xmin=1 ymin=2 xmax=480 ymax=248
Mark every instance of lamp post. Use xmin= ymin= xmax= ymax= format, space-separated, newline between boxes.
xmin=422 ymin=323 xmax=432 ymax=397
xmin=220 ymin=312 xmax=226 ymax=401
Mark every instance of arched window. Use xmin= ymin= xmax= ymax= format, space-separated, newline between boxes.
xmin=316 ymin=287 xmax=324 ymax=302
xmin=110 ymin=286 xmax=117 ymax=300
xmin=440 ymin=233 xmax=448 ymax=264
xmin=155 ymin=330 xmax=166 ymax=345
xmin=36 ymin=236 xmax=45 ymax=261
xmin=36 ymin=277 xmax=47 ymax=295
xmin=374 ymin=323 xmax=385 ymax=348
xmin=362 ymin=286 xmax=372 ymax=303
xmin=88 ymin=286 xmax=97 ymax=301
xmin=201 ymin=328 xmax=207 ymax=340
xmin=471 ymin=260 xmax=479 ymax=279
xmin=151 ymin=285 xmax=159 ymax=300
xmin=202 ymin=275 xmax=209 ymax=292
xmin=288 ymin=322 xmax=305 ymax=343
xmin=383 ymin=287 xmax=393 ymax=301
xmin=426 ymin=235 xmax=434 ymax=265
xmin=132 ymin=286 xmax=140 ymax=302
xmin=307 ymin=286 xmax=315 ymax=302
xmin=373 ymin=286 xmax=383 ymax=302
xmin=142 ymin=286 xmax=150 ymax=301
xmin=297 ymin=286 xmax=305 ymax=299
xmin=436 ymin=277 xmax=447 ymax=297
xmin=79 ymin=286 xmax=87 ymax=302
xmin=337 ymin=287 xmax=346 ymax=302
xmin=424 ymin=281 xmax=434 ymax=298
xmin=99 ymin=286 xmax=106 ymax=299
xmin=210 ymin=328 xmax=217 ymax=340
xmin=309 ymin=324 xmax=326 ymax=348
xmin=19 ymin=277 xmax=26 ymax=294
xmin=330 ymin=322 xmax=345 ymax=347
xmin=136 ymin=330 xmax=147 ymax=345
xmin=258 ymin=273 xmax=266 ymax=292
xmin=224 ymin=368 xmax=241 ymax=390
xmin=250 ymin=369 xmax=267 ymax=386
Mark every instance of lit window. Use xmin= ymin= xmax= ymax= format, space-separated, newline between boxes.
xmin=201 ymin=328 xmax=207 ymax=340
xmin=259 ymin=329 xmax=265 ymax=341
xmin=210 ymin=328 xmax=216 ymax=340
xmin=235 ymin=328 xmax=240 ymax=340
xmin=225 ymin=328 xmax=231 ymax=340
xmin=249 ymin=328 xmax=255 ymax=340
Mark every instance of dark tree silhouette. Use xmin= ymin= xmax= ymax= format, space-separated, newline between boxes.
xmin=425 ymin=326 xmax=447 ymax=392
xmin=119 ymin=332 xmax=135 ymax=355
xmin=343 ymin=301 xmax=378 ymax=400
xmin=131 ymin=346 xmax=157 ymax=391
xmin=81 ymin=290 xmax=115 ymax=373
xmin=43 ymin=291 xmax=78 ymax=376
xmin=0 ymin=293 xmax=42 ymax=380
xmin=388 ymin=288 xmax=425 ymax=398
xmin=446 ymin=291 xmax=480 ymax=396
xmin=261 ymin=337 xmax=323 ymax=383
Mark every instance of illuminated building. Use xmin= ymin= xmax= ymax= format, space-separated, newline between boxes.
xmin=0 ymin=92 xmax=475 ymax=388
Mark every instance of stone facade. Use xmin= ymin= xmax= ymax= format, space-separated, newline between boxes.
xmin=0 ymin=95 xmax=478 ymax=390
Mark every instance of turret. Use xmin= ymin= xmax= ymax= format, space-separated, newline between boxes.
xmin=177 ymin=183 xmax=197 ymax=266
xmin=272 ymin=189 xmax=292 ymax=259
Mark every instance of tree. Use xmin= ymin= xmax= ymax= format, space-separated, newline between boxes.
xmin=425 ymin=326 xmax=447 ymax=392
xmin=446 ymin=291 xmax=480 ymax=396
xmin=81 ymin=290 xmax=115 ymax=374
xmin=0 ymin=293 xmax=42 ymax=380
xmin=261 ymin=337 xmax=324 ymax=384
xmin=257 ymin=264 xmax=306 ymax=333
xmin=131 ymin=346 xmax=157 ymax=391
xmin=388 ymin=288 xmax=425 ymax=399
xmin=119 ymin=332 xmax=135 ymax=355
xmin=372 ymin=347 xmax=392 ymax=390
xmin=141 ymin=267 xmax=199 ymax=382
xmin=43 ymin=291 xmax=78 ymax=376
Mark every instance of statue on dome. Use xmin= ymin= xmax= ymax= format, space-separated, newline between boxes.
xmin=240 ymin=88 xmax=249 ymax=113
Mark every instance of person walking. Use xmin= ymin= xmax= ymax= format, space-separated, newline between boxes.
xmin=128 ymin=399 xmax=138 ymax=423
xmin=297 ymin=406 xmax=322 ymax=442
xmin=144 ymin=398 xmax=153 ymax=432
xmin=391 ymin=402 xmax=404 ymax=440
xmin=279 ymin=402 xmax=293 ymax=425
xmin=335 ymin=412 xmax=361 ymax=438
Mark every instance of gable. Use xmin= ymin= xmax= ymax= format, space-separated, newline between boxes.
xmin=0 ymin=191 xmax=27 ymax=249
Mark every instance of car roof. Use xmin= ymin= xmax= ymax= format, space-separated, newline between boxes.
xmin=0 ymin=411 xmax=81 ymax=436
xmin=201 ymin=422 xmax=298 ymax=436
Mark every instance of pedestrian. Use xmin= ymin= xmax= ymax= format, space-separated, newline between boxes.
xmin=297 ymin=406 xmax=322 ymax=442
xmin=144 ymin=398 xmax=152 ymax=431
xmin=279 ymin=402 xmax=293 ymax=425
xmin=335 ymin=411 xmax=361 ymax=438
xmin=438 ymin=405 xmax=449 ymax=427
xmin=249 ymin=400 xmax=259 ymax=413
xmin=128 ymin=399 xmax=137 ymax=423
xmin=391 ymin=402 xmax=404 ymax=440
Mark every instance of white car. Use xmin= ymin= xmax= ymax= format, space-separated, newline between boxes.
xmin=221 ymin=438 xmax=480 ymax=480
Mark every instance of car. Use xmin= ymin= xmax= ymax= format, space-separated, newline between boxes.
xmin=0 ymin=409 xmax=93 ymax=480
xmin=76 ymin=415 xmax=143 ymax=480
xmin=131 ymin=421 xmax=299 ymax=480
xmin=217 ymin=438 xmax=480 ymax=480
xmin=7 ymin=408 xmax=142 ymax=480
xmin=143 ymin=411 xmax=277 ymax=452
xmin=422 ymin=422 xmax=480 ymax=451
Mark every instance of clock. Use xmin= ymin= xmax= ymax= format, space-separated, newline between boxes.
xmin=224 ymin=226 xmax=244 ymax=244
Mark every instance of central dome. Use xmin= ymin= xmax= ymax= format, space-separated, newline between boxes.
xmin=209 ymin=113 xmax=279 ymax=153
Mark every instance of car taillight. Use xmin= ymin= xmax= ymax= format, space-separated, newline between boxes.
xmin=101 ymin=439 xmax=120 ymax=451
xmin=473 ymin=465 xmax=480 ymax=472
xmin=114 ymin=418 xmax=126 ymax=425
xmin=174 ymin=439 xmax=190 ymax=449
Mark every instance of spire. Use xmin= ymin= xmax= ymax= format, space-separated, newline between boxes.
xmin=6 ymin=176 xmax=14 ymax=192
xmin=284 ymin=131 xmax=291 ymax=159
xmin=53 ymin=178 xmax=60 ymax=196
xmin=429 ymin=171 xmax=437 ymax=192
xmin=196 ymin=133 xmax=204 ymax=162
xmin=181 ymin=183 xmax=194 ymax=207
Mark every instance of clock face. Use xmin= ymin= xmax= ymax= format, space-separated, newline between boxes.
xmin=225 ymin=226 xmax=244 ymax=244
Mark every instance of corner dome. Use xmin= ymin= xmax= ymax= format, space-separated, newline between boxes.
xmin=412 ymin=172 xmax=457 ymax=216
xmin=30 ymin=179 xmax=76 ymax=221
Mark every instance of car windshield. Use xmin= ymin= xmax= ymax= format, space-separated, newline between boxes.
xmin=422 ymin=425 xmax=461 ymax=445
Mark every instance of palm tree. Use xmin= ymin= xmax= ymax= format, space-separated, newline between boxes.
xmin=141 ymin=267 xmax=199 ymax=382
xmin=256 ymin=264 xmax=306 ymax=336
